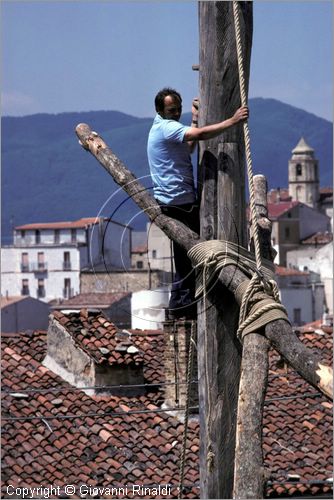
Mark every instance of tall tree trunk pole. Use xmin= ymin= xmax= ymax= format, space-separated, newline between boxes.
xmin=197 ymin=2 xmax=252 ymax=497
xmin=233 ymin=175 xmax=273 ymax=499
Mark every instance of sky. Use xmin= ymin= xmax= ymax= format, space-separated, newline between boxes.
xmin=1 ymin=1 xmax=333 ymax=121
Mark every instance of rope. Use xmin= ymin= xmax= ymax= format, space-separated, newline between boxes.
xmin=178 ymin=321 xmax=196 ymax=499
xmin=202 ymin=264 xmax=214 ymax=472
xmin=232 ymin=0 xmax=263 ymax=277
xmin=188 ymin=240 xmax=289 ymax=342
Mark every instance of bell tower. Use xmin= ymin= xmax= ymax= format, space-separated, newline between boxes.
xmin=288 ymin=137 xmax=319 ymax=209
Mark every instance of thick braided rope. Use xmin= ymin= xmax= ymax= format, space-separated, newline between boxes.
xmin=233 ymin=0 xmax=263 ymax=275
xmin=237 ymin=274 xmax=287 ymax=341
xmin=188 ymin=240 xmax=289 ymax=342
xmin=178 ymin=322 xmax=196 ymax=499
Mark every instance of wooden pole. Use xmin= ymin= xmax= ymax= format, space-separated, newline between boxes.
xmin=233 ymin=175 xmax=272 ymax=499
xmin=197 ymin=2 xmax=252 ymax=497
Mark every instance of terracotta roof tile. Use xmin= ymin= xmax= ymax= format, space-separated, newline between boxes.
xmin=268 ymin=201 xmax=299 ymax=219
xmin=1 ymin=323 xmax=332 ymax=498
xmin=301 ymin=231 xmax=333 ymax=245
xmin=15 ymin=217 xmax=101 ymax=231
xmin=51 ymin=310 xmax=144 ymax=367
xmin=275 ymin=265 xmax=309 ymax=276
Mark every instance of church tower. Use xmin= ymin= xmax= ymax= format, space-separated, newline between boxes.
xmin=288 ymin=137 xmax=319 ymax=209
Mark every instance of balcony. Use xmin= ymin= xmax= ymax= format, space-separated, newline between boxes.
xmin=31 ymin=262 xmax=48 ymax=272
xmin=21 ymin=262 xmax=48 ymax=272
xmin=63 ymin=261 xmax=72 ymax=271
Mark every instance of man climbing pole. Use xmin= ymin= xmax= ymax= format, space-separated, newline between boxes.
xmin=147 ymin=87 xmax=248 ymax=319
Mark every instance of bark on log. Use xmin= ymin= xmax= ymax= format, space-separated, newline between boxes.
xmin=198 ymin=3 xmax=252 ymax=496
xmin=233 ymin=175 xmax=272 ymax=499
xmin=75 ymin=123 xmax=333 ymax=400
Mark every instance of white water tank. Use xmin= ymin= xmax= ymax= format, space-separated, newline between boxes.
xmin=131 ymin=288 xmax=170 ymax=330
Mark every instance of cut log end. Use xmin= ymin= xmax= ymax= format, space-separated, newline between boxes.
xmin=316 ymin=363 xmax=333 ymax=400
xmin=75 ymin=123 xmax=108 ymax=155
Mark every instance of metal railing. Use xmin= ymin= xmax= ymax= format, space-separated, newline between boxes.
xmin=62 ymin=261 xmax=72 ymax=271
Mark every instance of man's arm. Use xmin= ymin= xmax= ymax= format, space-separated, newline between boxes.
xmin=184 ymin=106 xmax=249 ymax=142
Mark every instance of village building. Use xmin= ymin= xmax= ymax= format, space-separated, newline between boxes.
xmin=268 ymin=201 xmax=330 ymax=267
xmin=286 ymin=234 xmax=333 ymax=314
xmin=1 ymin=217 xmax=131 ymax=303
xmin=276 ymin=266 xmax=325 ymax=325
xmin=0 ymin=295 xmax=50 ymax=333
xmin=267 ymin=138 xmax=332 ymax=267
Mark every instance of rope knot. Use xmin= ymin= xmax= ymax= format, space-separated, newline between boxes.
xmin=203 ymin=251 xmax=218 ymax=268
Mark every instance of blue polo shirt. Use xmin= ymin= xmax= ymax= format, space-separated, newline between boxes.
xmin=147 ymin=114 xmax=196 ymax=205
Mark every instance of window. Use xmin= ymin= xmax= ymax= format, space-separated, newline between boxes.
xmin=37 ymin=279 xmax=45 ymax=298
xmin=284 ymin=227 xmax=290 ymax=240
xmin=37 ymin=252 xmax=45 ymax=270
xmin=71 ymin=229 xmax=77 ymax=243
xmin=21 ymin=279 xmax=29 ymax=296
xmin=35 ymin=230 xmax=41 ymax=244
xmin=293 ymin=308 xmax=301 ymax=325
xmin=296 ymin=164 xmax=302 ymax=176
xmin=54 ymin=229 xmax=60 ymax=244
xmin=136 ymin=261 xmax=143 ymax=269
xmin=63 ymin=251 xmax=71 ymax=271
xmin=21 ymin=253 xmax=29 ymax=272
xmin=152 ymin=250 xmax=157 ymax=259
xmin=63 ymin=278 xmax=71 ymax=299
xmin=20 ymin=230 xmax=25 ymax=239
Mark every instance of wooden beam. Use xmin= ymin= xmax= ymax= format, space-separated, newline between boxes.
xmin=233 ymin=175 xmax=272 ymax=499
xmin=75 ymin=122 xmax=333 ymax=402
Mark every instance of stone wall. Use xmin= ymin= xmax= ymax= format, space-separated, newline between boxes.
xmin=80 ymin=269 xmax=172 ymax=294
xmin=44 ymin=317 xmax=95 ymax=391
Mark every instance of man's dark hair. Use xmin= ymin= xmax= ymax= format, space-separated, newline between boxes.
xmin=154 ymin=87 xmax=182 ymax=112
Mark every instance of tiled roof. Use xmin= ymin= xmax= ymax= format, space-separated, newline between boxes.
xmin=132 ymin=244 xmax=148 ymax=254
xmin=268 ymin=201 xmax=299 ymax=219
xmin=264 ymin=328 xmax=332 ymax=497
xmin=50 ymin=292 xmax=131 ymax=309
xmin=1 ymin=315 xmax=332 ymax=498
xmin=15 ymin=217 xmax=101 ymax=231
xmin=301 ymin=231 xmax=333 ymax=245
xmin=1 ymin=331 xmax=199 ymax=498
xmin=0 ymin=296 xmax=28 ymax=308
xmin=51 ymin=310 xmax=144 ymax=366
xmin=50 ymin=311 xmax=165 ymax=384
xmin=320 ymin=187 xmax=333 ymax=194
xmin=275 ymin=266 xmax=309 ymax=277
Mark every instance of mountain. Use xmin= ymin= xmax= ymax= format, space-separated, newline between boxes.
xmin=1 ymin=98 xmax=332 ymax=243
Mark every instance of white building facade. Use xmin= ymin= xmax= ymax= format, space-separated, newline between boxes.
xmin=276 ymin=267 xmax=326 ymax=325
xmin=286 ymin=241 xmax=333 ymax=314
xmin=1 ymin=217 xmax=131 ymax=303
